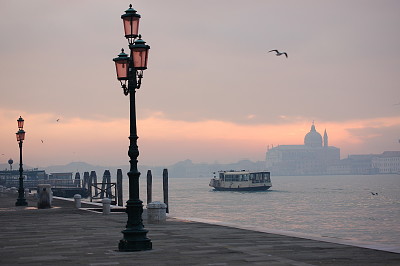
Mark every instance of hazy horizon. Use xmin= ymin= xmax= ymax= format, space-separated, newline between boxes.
xmin=1 ymin=1 xmax=399 ymax=168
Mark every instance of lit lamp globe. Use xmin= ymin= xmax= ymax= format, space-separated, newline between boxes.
xmin=16 ymin=129 xmax=25 ymax=142
xmin=121 ymin=4 xmax=141 ymax=43
xmin=17 ymin=116 xmax=24 ymax=129
xmin=129 ymin=36 xmax=150 ymax=70
xmin=113 ymin=49 xmax=130 ymax=80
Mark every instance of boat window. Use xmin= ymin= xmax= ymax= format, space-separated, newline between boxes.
xmin=263 ymin=172 xmax=271 ymax=182
xmin=219 ymin=173 xmax=224 ymax=181
xmin=263 ymin=172 xmax=269 ymax=182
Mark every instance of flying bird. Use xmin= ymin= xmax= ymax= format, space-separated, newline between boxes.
xmin=56 ymin=118 xmax=60 ymax=122
xmin=41 ymin=140 xmax=44 ymax=143
xmin=268 ymin=49 xmax=288 ymax=58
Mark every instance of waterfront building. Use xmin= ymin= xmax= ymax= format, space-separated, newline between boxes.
xmin=266 ymin=123 xmax=340 ymax=175
xmin=48 ymin=172 xmax=73 ymax=180
xmin=371 ymin=151 xmax=400 ymax=174
xmin=0 ymin=168 xmax=48 ymax=188
xmin=328 ymin=151 xmax=400 ymax=175
xmin=327 ymin=154 xmax=379 ymax=175
xmin=0 ymin=168 xmax=47 ymax=182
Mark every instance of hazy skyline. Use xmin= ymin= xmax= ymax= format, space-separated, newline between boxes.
xmin=1 ymin=1 xmax=399 ymax=167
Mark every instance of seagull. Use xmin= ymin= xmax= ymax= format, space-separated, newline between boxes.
xmin=56 ymin=118 xmax=60 ymax=122
xmin=41 ymin=140 xmax=44 ymax=143
xmin=268 ymin=49 xmax=288 ymax=58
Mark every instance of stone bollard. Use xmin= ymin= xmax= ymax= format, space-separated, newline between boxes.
xmin=74 ymin=194 xmax=82 ymax=208
xmin=147 ymin=201 xmax=167 ymax=224
xmin=102 ymin=198 xmax=112 ymax=215
xmin=37 ymin=184 xmax=52 ymax=209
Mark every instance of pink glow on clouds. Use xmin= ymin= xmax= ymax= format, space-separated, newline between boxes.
xmin=1 ymin=109 xmax=399 ymax=167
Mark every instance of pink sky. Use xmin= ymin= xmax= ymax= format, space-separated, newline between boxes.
xmin=1 ymin=1 xmax=399 ymax=167
xmin=1 ymin=108 xmax=399 ymax=167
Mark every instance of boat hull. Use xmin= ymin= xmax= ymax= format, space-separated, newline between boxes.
xmin=212 ymin=185 xmax=271 ymax=191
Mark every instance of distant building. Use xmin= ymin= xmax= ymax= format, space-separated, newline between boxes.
xmin=327 ymin=154 xmax=379 ymax=175
xmin=49 ymin=172 xmax=73 ymax=180
xmin=266 ymin=123 xmax=340 ymax=175
xmin=0 ymin=168 xmax=47 ymax=182
xmin=328 ymin=151 xmax=400 ymax=175
xmin=372 ymin=151 xmax=400 ymax=174
xmin=0 ymin=168 xmax=48 ymax=187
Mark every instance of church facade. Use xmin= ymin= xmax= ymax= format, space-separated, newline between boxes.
xmin=266 ymin=123 xmax=340 ymax=175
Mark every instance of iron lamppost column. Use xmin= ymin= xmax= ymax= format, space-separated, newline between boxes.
xmin=15 ymin=116 xmax=27 ymax=206
xmin=113 ymin=4 xmax=151 ymax=252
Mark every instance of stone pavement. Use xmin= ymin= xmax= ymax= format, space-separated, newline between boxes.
xmin=1 ymin=192 xmax=400 ymax=266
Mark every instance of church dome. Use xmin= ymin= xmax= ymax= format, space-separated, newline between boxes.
xmin=304 ymin=123 xmax=322 ymax=147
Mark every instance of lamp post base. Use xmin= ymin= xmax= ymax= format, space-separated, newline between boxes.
xmin=15 ymin=198 xmax=27 ymax=206
xmin=119 ymin=228 xmax=152 ymax=251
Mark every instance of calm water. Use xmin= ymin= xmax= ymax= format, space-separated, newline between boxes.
xmin=122 ymin=174 xmax=400 ymax=251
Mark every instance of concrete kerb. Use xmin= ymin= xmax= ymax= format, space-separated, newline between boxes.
xmin=177 ymin=216 xmax=400 ymax=254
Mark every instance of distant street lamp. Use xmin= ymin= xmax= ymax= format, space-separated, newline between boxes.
xmin=15 ymin=116 xmax=27 ymax=206
xmin=7 ymin=158 xmax=13 ymax=185
xmin=8 ymin=158 xmax=13 ymax=171
xmin=113 ymin=4 xmax=151 ymax=251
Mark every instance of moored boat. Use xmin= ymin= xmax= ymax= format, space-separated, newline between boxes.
xmin=209 ymin=170 xmax=272 ymax=191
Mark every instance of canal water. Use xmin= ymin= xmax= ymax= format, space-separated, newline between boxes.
xmin=121 ymin=174 xmax=400 ymax=252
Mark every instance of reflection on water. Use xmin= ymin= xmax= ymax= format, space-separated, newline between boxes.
xmin=121 ymin=174 xmax=400 ymax=248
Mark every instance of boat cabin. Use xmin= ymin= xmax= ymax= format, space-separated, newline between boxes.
xmin=219 ymin=171 xmax=271 ymax=183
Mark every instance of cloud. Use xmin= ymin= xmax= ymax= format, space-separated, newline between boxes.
xmin=1 ymin=1 xmax=400 ymax=166
xmin=1 ymin=107 xmax=399 ymax=166
xmin=1 ymin=1 xmax=400 ymax=126
xmin=246 ymin=114 xmax=256 ymax=120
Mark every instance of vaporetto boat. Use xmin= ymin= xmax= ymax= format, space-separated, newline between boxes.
xmin=209 ymin=170 xmax=272 ymax=191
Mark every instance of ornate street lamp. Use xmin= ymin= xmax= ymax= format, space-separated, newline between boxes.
xmin=121 ymin=4 xmax=141 ymax=44
xmin=15 ymin=116 xmax=27 ymax=206
xmin=113 ymin=4 xmax=151 ymax=252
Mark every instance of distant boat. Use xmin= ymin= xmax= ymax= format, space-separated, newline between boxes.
xmin=209 ymin=170 xmax=272 ymax=191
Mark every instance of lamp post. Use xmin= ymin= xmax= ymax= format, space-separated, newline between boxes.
xmin=113 ymin=4 xmax=151 ymax=251
xmin=15 ymin=116 xmax=27 ymax=206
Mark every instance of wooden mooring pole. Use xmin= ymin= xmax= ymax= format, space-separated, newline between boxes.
xmin=163 ymin=168 xmax=169 ymax=213
xmin=147 ymin=170 xmax=152 ymax=205
xmin=101 ymin=170 xmax=111 ymax=198
xmin=74 ymin=172 xmax=81 ymax=187
xmin=83 ymin=172 xmax=90 ymax=190
xmin=90 ymin=171 xmax=98 ymax=199
xmin=117 ymin=169 xmax=123 ymax=207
